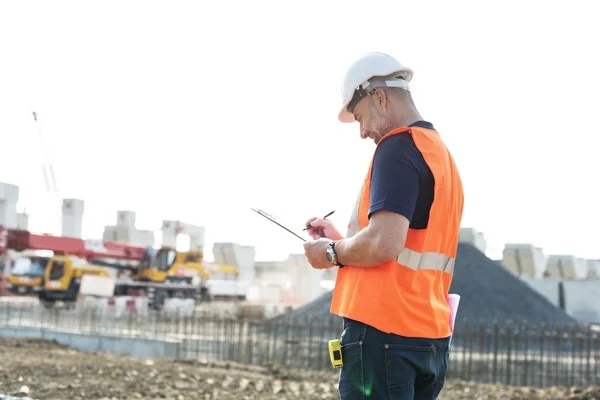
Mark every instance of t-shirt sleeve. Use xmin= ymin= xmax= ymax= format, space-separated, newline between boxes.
xmin=368 ymin=134 xmax=421 ymax=222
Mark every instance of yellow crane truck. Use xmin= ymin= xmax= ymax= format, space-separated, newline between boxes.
xmin=38 ymin=247 xmax=239 ymax=309
xmin=6 ymin=255 xmax=50 ymax=296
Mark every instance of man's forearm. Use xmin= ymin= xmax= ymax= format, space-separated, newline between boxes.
xmin=335 ymin=227 xmax=398 ymax=267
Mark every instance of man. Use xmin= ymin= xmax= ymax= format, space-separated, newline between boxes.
xmin=303 ymin=52 xmax=464 ymax=400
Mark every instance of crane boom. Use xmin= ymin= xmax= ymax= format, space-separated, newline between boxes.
xmin=0 ymin=226 xmax=146 ymax=261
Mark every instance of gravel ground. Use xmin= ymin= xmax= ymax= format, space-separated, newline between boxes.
xmin=0 ymin=338 xmax=599 ymax=400
xmin=277 ymin=243 xmax=579 ymax=326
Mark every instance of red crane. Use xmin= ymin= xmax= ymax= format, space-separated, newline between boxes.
xmin=0 ymin=225 xmax=147 ymax=296
xmin=0 ymin=226 xmax=146 ymax=261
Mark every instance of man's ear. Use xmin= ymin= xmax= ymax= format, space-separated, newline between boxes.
xmin=375 ymin=88 xmax=387 ymax=111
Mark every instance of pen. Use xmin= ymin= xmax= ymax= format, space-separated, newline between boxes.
xmin=303 ymin=210 xmax=335 ymax=231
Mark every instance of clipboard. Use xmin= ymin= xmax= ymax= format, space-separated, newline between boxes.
xmin=251 ymin=208 xmax=307 ymax=242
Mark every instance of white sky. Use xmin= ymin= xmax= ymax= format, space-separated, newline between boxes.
xmin=0 ymin=0 xmax=598 ymax=263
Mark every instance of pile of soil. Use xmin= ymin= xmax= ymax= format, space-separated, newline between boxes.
xmin=0 ymin=338 xmax=598 ymax=400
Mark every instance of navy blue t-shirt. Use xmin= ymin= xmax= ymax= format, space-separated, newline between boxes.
xmin=368 ymin=121 xmax=435 ymax=230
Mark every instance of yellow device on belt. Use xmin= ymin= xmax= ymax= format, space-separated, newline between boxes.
xmin=328 ymin=339 xmax=343 ymax=368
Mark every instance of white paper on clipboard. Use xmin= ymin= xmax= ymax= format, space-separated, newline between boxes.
xmin=251 ymin=208 xmax=307 ymax=242
xmin=447 ymin=293 xmax=461 ymax=345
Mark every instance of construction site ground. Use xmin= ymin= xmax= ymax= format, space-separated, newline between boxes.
xmin=0 ymin=338 xmax=599 ymax=400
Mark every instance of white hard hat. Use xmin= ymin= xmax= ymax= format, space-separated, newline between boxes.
xmin=338 ymin=52 xmax=413 ymax=123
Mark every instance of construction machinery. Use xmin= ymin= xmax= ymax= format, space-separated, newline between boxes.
xmin=40 ymin=255 xmax=115 ymax=307
xmin=5 ymin=253 xmax=50 ymax=295
xmin=0 ymin=226 xmax=239 ymax=309
xmin=0 ymin=227 xmax=146 ymax=306
xmin=111 ymin=247 xmax=215 ymax=308
xmin=115 ymin=247 xmax=242 ymax=307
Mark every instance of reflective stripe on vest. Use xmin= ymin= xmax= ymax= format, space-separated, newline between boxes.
xmin=395 ymin=248 xmax=456 ymax=274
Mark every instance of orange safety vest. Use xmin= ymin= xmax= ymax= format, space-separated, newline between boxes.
xmin=330 ymin=125 xmax=464 ymax=339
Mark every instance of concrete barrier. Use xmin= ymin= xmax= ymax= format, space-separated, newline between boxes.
xmin=563 ymin=280 xmax=600 ymax=323
xmin=522 ymin=277 xmax=600 ymax=324
xmin=521 ymin=277 xmax=561 ymax=307
xmin=0 ymin=326 xmax=180 ymax=359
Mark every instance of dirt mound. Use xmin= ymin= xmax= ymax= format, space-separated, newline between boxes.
xmin=278 ymin=243 xmax=579 ymax=326
xmin=0 ymin=337 xmax=71 ymax=351
xmin=0 ymin=338 xmax=599 ymax=399
xmin=0 ymin=337 xmax=340 ymax=400
xmin=449 ymin=243 xmax=578 ymax=325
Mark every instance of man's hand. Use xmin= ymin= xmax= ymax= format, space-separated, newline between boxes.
xmin=305 ymin=217 xmax=344 ymax=241
xmin=303 ymin=238 xmax=334 ymax=270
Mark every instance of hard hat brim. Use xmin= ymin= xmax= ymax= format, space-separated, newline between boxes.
xmin=338 ymin=106 xmax=356 ymax=123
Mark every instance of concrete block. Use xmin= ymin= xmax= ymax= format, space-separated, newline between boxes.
xmin=251 ymin=254 xmax=329 ymax=304
xmin=246 ymin=284 xmax=282 ymax=303
xmin=502 ymin=243 xmax=547 ymax=278
xmin=562 ymin=280 xmax=600 ymax=323
xmin=0 ymin=182 xmax=19 ymax=228
xmin=162 ymin=220 xmax=204 ymax=250
xmin=79 ymin=275 xmax=115 ymax=297
xmin=521 ymin=277 xmax=561 ymax=308
xmin=287 ymin=253 xmax=326 ymax=303
xmin=117 ymin=211 xmax=136 ymax=227
xmin=212 ymin=242 xmax=256 ymax=282
xmin=206 ymin=279 xmax=251 ymax=299
xmin=587 ymin=260 xmax=600 ymax=279
xmin=102 ymin=226 xmax=118 ymax=242
xmin=61 ymin=199 xmax=84 ymax=238
xmin=458 ymin=228 xmax=486 ymax=253
xmin=161 ymin=226 xmax=176 ymax=248
xmin=518 ymin=277 xmax=600 ymax=323
xmin=546 ymin=255 xmax=588 ymax=280
xmin=62 ymin=198 xmax=84 ymax=215
xmin=112 ymin=223 xmax=134 ymax=238
xmin=103 ymin=225 xmax=131 ymax=243
xmin=103 ymin=212 xmax=155 ymax=247
xmin=135 ymin=230 xmax=155 ymax=247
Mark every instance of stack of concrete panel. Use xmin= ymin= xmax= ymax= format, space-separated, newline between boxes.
xmin=253 ymin=260 xmax=280 ymax=278
xmin=546 ymin=255 xmax=588 ymax=280
xmin=161 ymin=220 xmax=204 ymax=250
xmin=286 ymin=253 xmax=329 ymax=304
xmin=0 ymin=182 xmax=19 ymax=228
xmin=587 ymin=260 xmax=600 ymax=279
xmin=246 ymin=283 xmax=283 ymax=303
xmin=103 ymin=211 xmax=154 ymax=247
xmin=61 ymin=199 xmax=84 ymax=238
xmin=458 ymin=227 xmax=486 ymax=253
xmin=212 ymin=242 xmax=256 ymax=282
xmin=502 ymin=243 xmax=547 ymax=278
xmin=252 ymin=254 xmax=330 ymax=304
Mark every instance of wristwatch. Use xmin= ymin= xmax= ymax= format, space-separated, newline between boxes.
xmin=326 ymin=241 xmax=345 ymax=268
